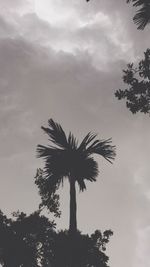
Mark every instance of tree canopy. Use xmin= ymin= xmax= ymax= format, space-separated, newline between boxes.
xmin=0 ymin=210 xmax=55 ymax=267
xmin=0 ymin=210 xmax=113 ymax=267
xmin=51 ymin=229 xmax=113 ymax=267
xmin=115 ymin=48 xmax=150 ymax=114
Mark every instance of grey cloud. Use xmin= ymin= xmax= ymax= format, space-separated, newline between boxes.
xmin=0 ymin=1 xmax=148 ymax=66
xmin=0 ymin=0 xmax=32 ymax=13
xmin=0 ymin=16 xmax=15 ymax=38
xmin=0 ymin=1 xmax=150 ymax=267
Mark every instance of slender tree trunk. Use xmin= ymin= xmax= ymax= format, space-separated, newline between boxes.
xmin=69 ymin=176 xmax=77 ymax=235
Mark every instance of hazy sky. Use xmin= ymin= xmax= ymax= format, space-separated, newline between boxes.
xmin=0 ymin=1 xmax=150 ymax=267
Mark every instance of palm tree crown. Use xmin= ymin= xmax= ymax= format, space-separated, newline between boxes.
xmin=127 ymin=0 xmax=150 ymax=29
xmin=36 ymin=119 xmax=116 ymax=233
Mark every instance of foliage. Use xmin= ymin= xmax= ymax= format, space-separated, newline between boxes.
xmin=115 ymin=48 xmax=150 ymax=114
xmin=50 ymin=229 xmax=113 ymax=267
xmin=0 ymin=210 xmax=113 ymax=267
xmin=35 ymin=168 xmax=61 ymax=217
xmin=127 ymin=0 xmax=150 ymax=29
xmin=0 ymin=210 xmax=55 ymax=267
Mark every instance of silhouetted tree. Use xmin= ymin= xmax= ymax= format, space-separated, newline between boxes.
xmin=36 ymin=119 xmax=116 ymax=235
xmin=51 ymin=229 xmax=113 ymax=267
xmin=0 ymin=210 xmax=55 ymax=267
xmin=127 ymin=0 xmax=150 ymax=29
xmin=0 ymin=210 xmax=113 ymax=267
xmin=115 ymin=48 xmax=150 ymax=114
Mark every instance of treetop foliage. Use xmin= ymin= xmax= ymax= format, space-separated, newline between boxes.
xmin=115 ymin=48 xmax=150 ymax=114
xmin=41 ymin=229 xmax=113 ymax=267
xmin=35 ymin=168 xmax=61 ymax=218
xmin=0 ymin=210 xmax=56 ymax=267
xmin=0 ymin=210 xmax=113 ymax=267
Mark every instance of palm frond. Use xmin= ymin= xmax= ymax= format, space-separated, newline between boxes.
xmin=77 ymin=179 xmax=86 ymax=191
xmin=133 ymin=4 xmax=150 ymax=29
xmin=41 ymin=119 xmax=68 ymax=149
xmin=127 ymin=0 xmax=148 ymax=6
xmin=75 ymin=158 xmax=98 ymax=191
xmin=68 ymin=132 xmax=78 ymax=150
xmin=78 ymin=132 xmax=97 ymax=151
xmin=37 ymin=145 xmax=58 ymax=158
xmin=127 ymin=0 xmax=150 ymax=29
xmin=86 ymin=138 xmax=116 ymax=163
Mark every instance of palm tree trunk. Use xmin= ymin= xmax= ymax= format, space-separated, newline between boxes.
xmin=69 ymin=177 xmax=77 ymax=234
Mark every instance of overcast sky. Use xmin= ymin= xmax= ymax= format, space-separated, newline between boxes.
xmin=0 ymin=1 xmax=150 ymax=267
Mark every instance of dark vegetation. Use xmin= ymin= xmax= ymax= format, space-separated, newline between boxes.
xmin=115 ymin=1 xmax=150 ymax=114
xmin=0 ymin=119 xmax=115 ymax=266
xmin=0 ymin=210 xmax=55 ymax=267
xmin=127 ymin=0 xmax=150 ymax=30
xmin=115 ymin=49 xmax=150 ymax=114
xmin=36 ymin=119 xmax=115 ymax=234
xmin=0 ymin=208 xmax=113 ymax=267
xmin=51 ymin=229 xmax=113 ymax=267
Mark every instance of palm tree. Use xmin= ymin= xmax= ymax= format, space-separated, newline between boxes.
xmin=37 ymin=119 xmax=116 ymax=235
xmin=127 ymin=0 xmax=150 ymax=29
